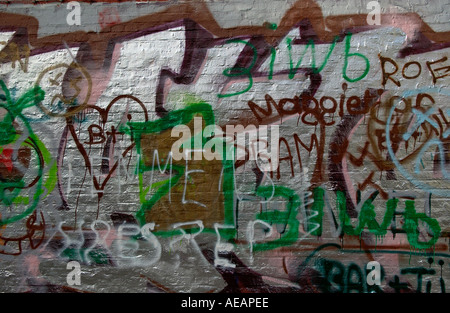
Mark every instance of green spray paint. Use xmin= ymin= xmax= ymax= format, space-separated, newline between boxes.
xmin=342 ymin=33 xmax=370 ymax=82
xmin=335 ymin=189 xmax=440 ymax=249
xmin=217 ymin=39 xmax=258 ymax=98
xmin=0 ymin=81 xmax=56 ymax=226
xmin=252 ymin=185 xmax=300 ymax=251
xmin=122 ymin=101 xmax=236 ymax=239
xmin=62 ymin=247 xmax=110 ymax=265
xmin=402 ymin=200 xmax=441 ymax=250
xmin=302 ymin=187 xmax=440 ymax=250
xmin=219 ymin=33 xmax=369 ymax=98
xmin=287 ymin=36 xmax=339 ymax=78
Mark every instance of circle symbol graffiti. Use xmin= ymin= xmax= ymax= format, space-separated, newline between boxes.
xmin=385 ymin=87 xmax=450 ymax=198
xmin=35 ymin=62 xmax=92 ymax=118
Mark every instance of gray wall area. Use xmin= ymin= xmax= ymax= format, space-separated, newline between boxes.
xmin=0 ymin=0 xmax=449 ymax=293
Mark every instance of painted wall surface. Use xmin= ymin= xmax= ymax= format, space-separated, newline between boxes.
xmin=0 ymin=0 xmax=449 ymax=293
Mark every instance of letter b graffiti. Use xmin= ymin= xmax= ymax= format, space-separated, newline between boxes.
xmin=66 ymin=261 xmax=81 ymax=286
xmin=366 ymin=261 xmax=381 ymax=286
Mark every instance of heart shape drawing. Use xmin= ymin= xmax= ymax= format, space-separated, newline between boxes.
xmin=58 ymin=94 xmax=148 ymax=218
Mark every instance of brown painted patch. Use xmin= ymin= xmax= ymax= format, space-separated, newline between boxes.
xmin=139 ymin=116 xmax=226 ymax=231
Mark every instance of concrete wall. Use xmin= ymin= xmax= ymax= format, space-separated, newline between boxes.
xmin=0 ymin=0 xmax=449 ymax=293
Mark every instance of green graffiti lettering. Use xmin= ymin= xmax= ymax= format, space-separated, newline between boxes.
xmin=334 ymin=189 xmax=440 ymax=249
xmin=287 ymin=36 xmax=338 ymax=78
xmin=343 ymin=33 xmax=370 ymax=82
xmin=252 ymin=185 xmax=300 ymax=251
xmin=403 ymin=200 xmax=441 ymax=250
xmin=218 ymin=39 xmax=257 ymax=98
xmin=337 ymin=190 xmax=396 ymax=237
xmin=268 ymin=46 xmax=276 ymax=80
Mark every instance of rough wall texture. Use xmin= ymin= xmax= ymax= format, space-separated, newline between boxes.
xmin=0 ymin=0 xmax=449 ymax=293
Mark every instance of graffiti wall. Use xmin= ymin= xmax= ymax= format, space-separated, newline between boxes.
xmin=0 ymin=0 xmax=449 ymax=294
